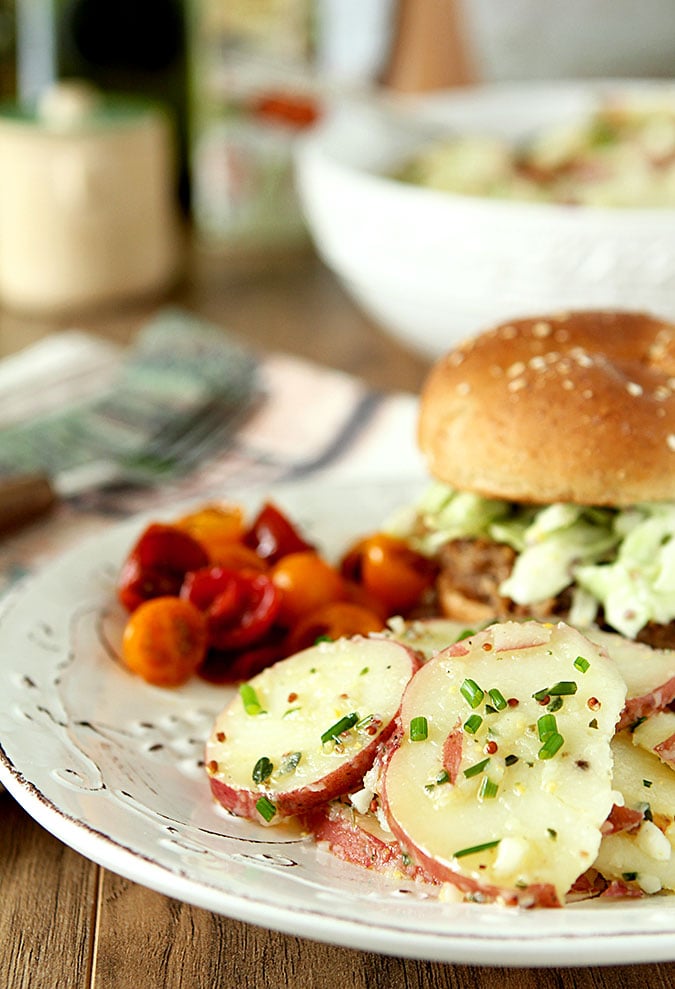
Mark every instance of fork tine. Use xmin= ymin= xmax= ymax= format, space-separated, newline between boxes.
xmin=119 ymin=392 xmax=259 ymax=480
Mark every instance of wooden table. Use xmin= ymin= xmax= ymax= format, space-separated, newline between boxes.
xmin=0 ymin=241 xmax=672 ymax=989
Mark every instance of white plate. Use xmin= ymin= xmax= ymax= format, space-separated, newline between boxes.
xmin=1 ymin=477 xmax=674 ymax=968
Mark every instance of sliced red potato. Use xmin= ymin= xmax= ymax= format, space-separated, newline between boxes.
xmin=632 ymin=710 xmax=675 ymax=769
xmin=305 ymin=800 xmax=435 ymax=883
xmin=206 ymin=636 xmax=419 ymax=825
xmin=593 ymin=730 xmax=675 ymax=894
xmin=585 ymin=630 xmax=675 ymax=729
xmin=381 ymin=621 xmax=626 ymax=906
xmin=385 ymin=617 xmax=484 ymax=662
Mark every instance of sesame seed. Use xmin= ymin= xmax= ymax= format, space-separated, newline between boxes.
xmin=654 ymin=386 xmax=671 ymax=401
xmin=456 ymin=382 xmax=471 ymax=396
xmin=449 ymin=351 xmax=466 ymax=367
xmin=544 ymin=351 xmax=560 ymax=364
xmin=562 ymin=379 xmax=575 ymax=390
xmin=626 ymin=382 xmax=643 ymax=397
xmin=582 ymin=389 xmax=594 ymax=399
xmin=501 ymin=325 xmax=517 ymax=339
xmin=575 ymin=353 xmax=593 ymax=368
xmin=532 ymin=321 xmax=552 ymax=338
xmin=667 ymin=435 xmax=675 ymax=452
xmin=554 ymin=328 xmax=570 ymax=343
xmin=506 ymin=361 xmax=526 ymax=378
xmin=508 ymin=378 xmax=527 ymax=392
xmin=489 ymin=364 xmax=504 ymax=377
xmin=529 ymin=356 xmax=547 ymax=370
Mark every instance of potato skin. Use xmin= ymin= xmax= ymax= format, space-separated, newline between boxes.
xmin=209 ymin=720 xmax=400 ymax=822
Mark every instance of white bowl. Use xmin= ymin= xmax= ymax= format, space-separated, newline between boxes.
xmin=295 ymin=80 xmax=675 ymax=359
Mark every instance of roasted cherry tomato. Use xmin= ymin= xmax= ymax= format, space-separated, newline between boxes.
xmin=122 ymin=596 xmax=208 ymax=687
xmin=174 ymin=504 xmax=245 ymax=560
xmin=198 ymin=627 xmax=288 ymax=684
xmin=285 ymin=601 xmax=385 ymax=654
xmin=340 ymin=533 xmax=437 ymax=615
xmin=181 ymin=565 xmax=281 ymax=650
xmin=244 ymin=501 xmax=314 ymax=564
xmin=271 ymin=551 xmax=346 ymax=626
xmin=205 ymin=542 xmax=269 ymax=572
xmin=117 ymin=524 xmax=209 ymax=613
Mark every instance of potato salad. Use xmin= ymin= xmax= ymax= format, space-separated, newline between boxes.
xmin=206 ymin=616 xmax=675 ymax=908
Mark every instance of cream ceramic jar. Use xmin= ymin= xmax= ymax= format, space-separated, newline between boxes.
xmin=0 ymin=82 xmax=181 ymax=314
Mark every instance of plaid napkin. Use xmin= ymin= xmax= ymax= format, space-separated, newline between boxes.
xmin=0 ymin=311 xmax=423 ymax=595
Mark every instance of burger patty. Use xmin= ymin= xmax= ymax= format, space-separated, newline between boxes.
xmin=436 ymin=537 xmax=675 ymax=650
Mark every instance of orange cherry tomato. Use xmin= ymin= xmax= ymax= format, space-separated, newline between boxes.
xmin=122 ymin=597 xmax=208 ymax=687
xmin=174 ymin=504 xmax=246 ymax=561
xmin=271 ymin=551 xmax=346 ymax=627
xmin=340 ymin=533 xmax=437 ymax=615
xmin=285 ymin=601 xmax=385 ymax=654
xmin=206 ymin=542 xmax=269 ymax=572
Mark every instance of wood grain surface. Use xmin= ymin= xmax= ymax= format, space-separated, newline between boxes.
xmin=1 ymin=241 xmax=674 ymax=988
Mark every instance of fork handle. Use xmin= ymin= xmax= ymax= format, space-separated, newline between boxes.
xmin=0 ymin=473 xmax=58 ymax=534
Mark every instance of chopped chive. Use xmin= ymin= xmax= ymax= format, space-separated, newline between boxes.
xmin=488 ymin=688 xmax=507 ymax=711
xmin=460 ymin=678 xmax=484 ymax=709
xmin=549 ymin=681 xmax=578 ymax=696
xmin=588 ymin=718 xmax=599 ymax=729
xmin=504 ymin=754 xmax=519 ymax=767
xmin=239 ymin=683 xmax=265 ymax=715
xmin=547 ymin=695 xmax=563 ymax=713
xmin=410 ymin=716 xmax=429 ymax=741
xmin=574 ymin=655 xmax=590 ymax=673
xmin=547 ymin=828 xmax=558 ymax=840
xmin=484 ymin=704 xmax=497 ymax=715
xmin=537 ymin=713 xmax=558 ymax=741
xmin=282 ymin=706 xmax=302 ymax=718
xmin=463 ymin=714 xmax=483 ymax=735
xmin=359 ymin=666 xmax=369 ymax=675
xmin=478 ymin=776 xmax=499 ymax=800
xmin=457 ymin=627 xmax=476 ymax=641
xmin=321 ymin=712 xmax=359 ymax=744
xmin=622 ymin=871 xmax=638 ymax=882
xmin=532 ymin=687 xmax=550 ymax=702
xmin=435 ymin=769 xmax=450 ymax=785
xmin=538 ymin=731 xmax=564 ymax=759
xmin=643 ymin=779 xmax=653 ymax=788
xmin=463 ymin=757 xmax=490 ymax=778
xmin=252 ymin=756 xmax=274 ymax=784
xmin=454 ymin=838 xmax=501 ymax=859
xmin=314 ymin=634 xmax=333 ymax=644
xmin=256 ymin=795 xmax=276 ymax=822
xmin=278 ymin=751 xmax=302 ymax=775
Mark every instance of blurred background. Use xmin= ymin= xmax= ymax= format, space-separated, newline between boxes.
xmin=2 ymin=1 xmax=675 ymax=346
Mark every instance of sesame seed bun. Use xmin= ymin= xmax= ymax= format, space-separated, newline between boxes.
xmin=418 ymin=311 xmax=675 ymax=507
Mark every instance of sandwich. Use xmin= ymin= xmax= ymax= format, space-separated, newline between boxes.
xmin=390 ymin=310 xmax=675 ymax=647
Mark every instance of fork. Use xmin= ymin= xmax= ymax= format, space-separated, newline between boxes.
xmin=0 ymin=310 xmax=260 ymax=532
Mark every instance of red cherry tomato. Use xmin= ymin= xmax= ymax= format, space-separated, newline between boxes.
xmin=118 ymin=524 xmax=209 ymax=612
xmin=198 ymin=627 xmax=288 ymax=684
xmin=244 ymin=501 xmax=315 ymax=564
xmin=181 ymin=565 xmax=281 ymax=650
xmin=340 ymin=533 xmax=438 ymax=615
